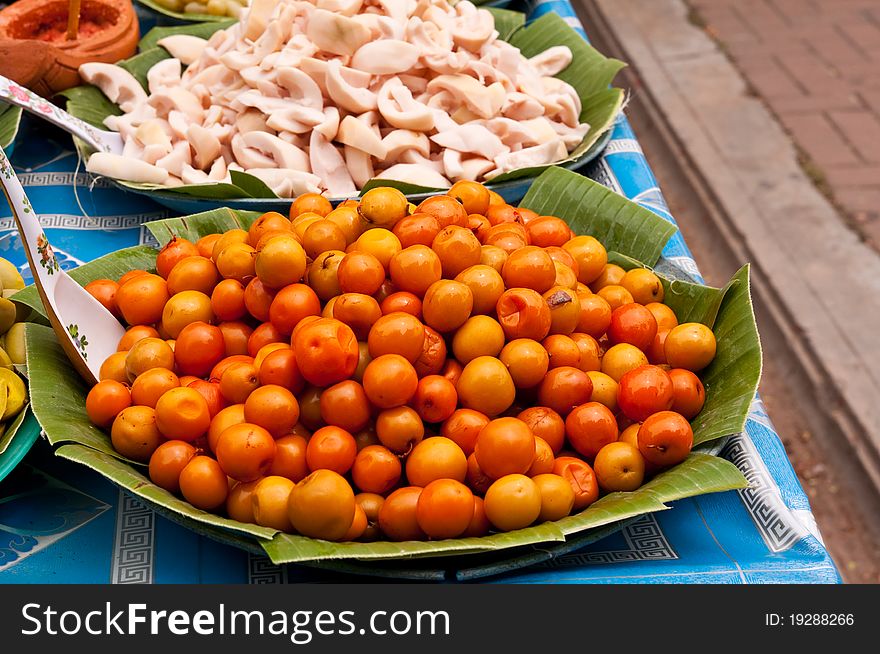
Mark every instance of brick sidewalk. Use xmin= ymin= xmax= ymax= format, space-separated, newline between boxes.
xmin=686 ymin=0 xmax=880 ymax=250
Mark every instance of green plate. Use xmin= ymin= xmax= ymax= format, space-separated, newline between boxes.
xmin=17 ymin=167 xmax=760 ymax=577
xmin=0 ymin=409 xmax=41 ymax=484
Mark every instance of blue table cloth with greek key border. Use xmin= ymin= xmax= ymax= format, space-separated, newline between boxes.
xmin=0 ymin=1 xmax=841 ymax=583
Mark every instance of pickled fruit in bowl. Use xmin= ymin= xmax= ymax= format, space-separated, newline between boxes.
xmin=0 ymin=256 xmax=31 ymax=436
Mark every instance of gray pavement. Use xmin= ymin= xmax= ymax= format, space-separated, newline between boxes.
xmin=578 ymin=0 xmax=880 ymax=580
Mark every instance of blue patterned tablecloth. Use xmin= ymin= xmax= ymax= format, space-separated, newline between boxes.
xmin=0 ymin=1 xmax=841 ymax=583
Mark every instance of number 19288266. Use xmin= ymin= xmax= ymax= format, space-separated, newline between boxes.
xmin=765 ymin=614 xmax=854 ymax=627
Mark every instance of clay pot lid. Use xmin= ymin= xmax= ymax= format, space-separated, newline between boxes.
xmin=0 ymin=0 xmax=139 ymax=94
xmin=0 ymin=0 xmax=136 ymax=52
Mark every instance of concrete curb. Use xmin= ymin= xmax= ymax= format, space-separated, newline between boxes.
xmin=580 ymin=0 xmax=880 ymax=489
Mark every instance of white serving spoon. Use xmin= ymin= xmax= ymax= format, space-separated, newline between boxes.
xmin=0 ymin=144 xmax=125 ymax=385
xmin=0 ymin=74 xmax=123 ymax=155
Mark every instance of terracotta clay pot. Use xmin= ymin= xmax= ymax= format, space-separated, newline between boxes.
xmin=0 ymin=0 xmax=139 ymax=96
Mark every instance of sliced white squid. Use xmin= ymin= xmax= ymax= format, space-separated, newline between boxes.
xmin=430 ymin=123 xmax=508 ymax=159
xmin=146 ymin=58 xmax=182 ymax=95
xmin=377 ymin=0 xmax=411 ymax=24
xmin=244 ymin=0 xmax=282 ymax=41
xmin=202 ymin=105 xmax=224 ymax=128
xmin=304 ymin=56 xmax=369 ymax=86
xmin=406 ymin=16 xmax=453 ymax=56
xmin=343 ymin=145 xmax=375 ymax=189
xmin=253 ymin=21 xmax=288 ymax=60
xmin=528 ymin=46 xmax=573 ymax=77
xmin=232 ymin=109 xmax=264 ymax=137
xmin=316 ymin=0 xmax=363 ymax=16
xmin=429 ymin=107 xmax=459 ymax=133
xmin=552 ymin=120 xmax=591 ymax=149
xmin=382 ymin=129 xmax=431 ymax=162
xmin=242 ymin=131 xmax=311 ymax=170
xmin=399 ymin=74 xmax=428 ymax=94
xmin=488 ymin=140 xmax=569 ymax=177
xmin=121 ymin=137 xmax=144 ymax=160
xmin=451 ymin=4 xmax=495 ymax=52
xmin=307 ymin=9 xmax=372 ymax=57
xmin=78 ymin=63 xmax=148 ymax=113
xmin=187 ymin=124 xmax=222 ymax=171
xmin=399 ymin=150 xmax=446 ymax=174
xmin=147 ymin=87 xmax=205 ymax=123
xmin=458 ymin=156 xmax=496 ymax=182
xmin=377 ymin=79 xmax=434 ymax=132
xmin=276 ymin=66 xmax=324 ymax=108
xmin=422 ymin=4 xmax=455 ymax=32
xmin=240 ymin=66 xmax=277 ymax=89
xmin=264 ymin=111 xmax=308 ymax=134
xmin=245 ymin=169 xmax=323 ymax=198
xmin=325 ymin=59 xmax=378 ymax=114
xmin=185 ymin=64 xmax=236 ymax=92
xmin=352 ymin=13 xmax=406 ymax=41
xmin=220 ymin=49 xmax=262 ymax=71
xmin=450 ymin=105 xmax=482 ymax=124
xmin=501 ymin=92 xmax=545 ymax=121
xmin=442 ymin=149 xmax=464 ymax=180
xmin=207 ymin=157 xmax=228 ymax=181
xmin=426 ymin=75 xmax=504 ymax=119
xmin=424 ymin=89 xmax=458 ymax=113
xmin=351 ymin=40 xmax=420 ymax=75
xmin=376 ymin=163 xmax=451 ymax=189
xmin=135 ymin=120 xmax=172 ymax=151
xmin=422 ymin=50 xmax=472 ymax=76
xmin=142 ymin=144 xmax=171 ymax=165
xmin=156 ymin=35 xmax=208 ymax=66
xmin=465 ymin=60 xmax=514 ymax=92
xmin=309 ymin=131 xmax=357 ymax=196
xmin=314 ymin=107 xmax=341 ymax=141
xmin=277 ymin=132 xmax=309 ymax=149
xmin=541 ymin=77 xmax=582 ymax=127
xmin=235 ymin=89 xmax=295 ymax=114
xmin=485 ymin=40 xmax=522 ymax=82
xmin=156 ymin=141 xmax=192 ymax=178
xmin=181 ymin=164 xmax=211 ymax=185
xmin=87 ymin=152 xmax=168 ymax=184
xmin=231 ymin=134 xmax=277 ymax=169
xmin=166 ymin=111 xmax=190 ymax=141
xmin=337 ymin=116 xmax=388 ymax=159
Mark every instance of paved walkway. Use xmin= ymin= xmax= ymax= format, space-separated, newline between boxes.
xmin=580 ymin=0 xmax=880 ymax=582
xmin=687 ymin=0 xmax=880 ymax=251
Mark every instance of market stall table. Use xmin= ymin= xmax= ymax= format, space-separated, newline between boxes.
xmin=0 ymin=1 xmax=840 ymax=583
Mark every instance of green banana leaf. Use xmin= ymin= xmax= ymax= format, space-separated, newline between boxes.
xmin=146 ymin=208 xmax=263 ymax=244
xmin=139 ymin=19 xmax=236 ymax=52
xmin=55 ymin=442 xmax=278 ymax=540
xmin=263 ymin=453 xmax=744 ymax=563
xmin=58 ymin=85 xmax=121 ymax=130
xmin=63 ymin=7 xmax=624 ymax=202
xmin=522 ymin=167 xmax=678 ymax=266
xmin=0 ymin=404 xmax=32 ymax=457
xmin=688 ymin=265 xmax=762 ymax=446
xmin=19 ymin=174 xmax=754 ymax=565
xmin=607 ymin=253 xmax=762 ymax=446
xmin=487 ymin=6 xmax=525 ymax=40
xmin=119 ymin=48 xmax=176 ymax=90
xmin=0 ymin=104 xmax=22 ymax=150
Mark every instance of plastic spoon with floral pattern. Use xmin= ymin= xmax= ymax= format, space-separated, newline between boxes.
xmin=0 ymin=75 xmax=123 ymax=155
xmin=0 ymin=144 xmax=125 ymax=385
